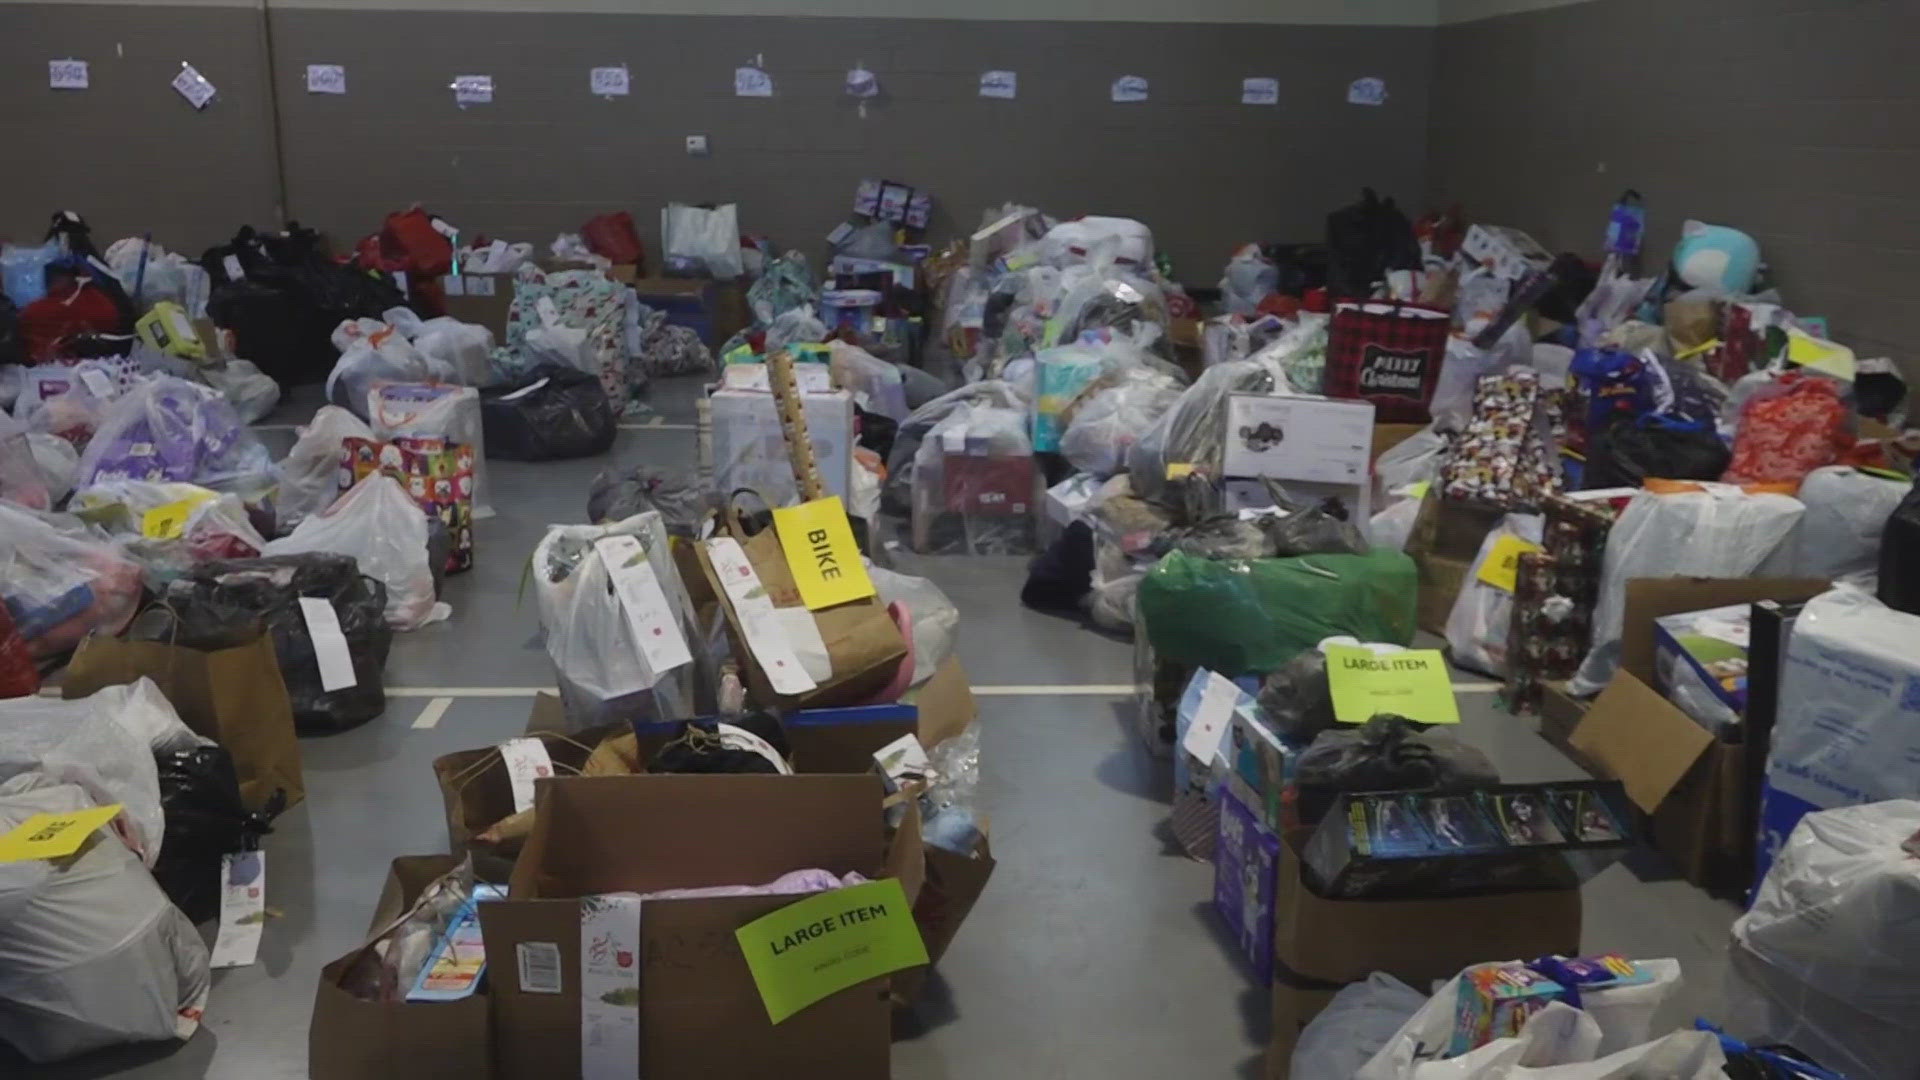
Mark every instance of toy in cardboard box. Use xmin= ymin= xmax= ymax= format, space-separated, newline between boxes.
xmin=340 ymin=435 xmax=474 ymax=574
xmin=1214 ymin=786 xmax=1281 ymax=984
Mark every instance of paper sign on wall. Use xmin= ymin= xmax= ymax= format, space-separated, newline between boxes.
xmin=1347 ymin=77 xmax=1388 ymax=106
xmin=49 ymin=59 xmax=89 ymax=90
xmin=592 ymin=534 xmax=694 ymax=678
xmin=734 ymin=66 xmax=774 ymax=97
xmin=306 ymin=64 xmax=346 ymax=95
xmin=845 ymin=66 xmax=879 ymax=98
xmin=0 ymin=804 xmax=122 ymax=862
xmin=1476 ymin=534 xmax=1543 ymax=593
xmin=979 ymin=70 xmax=1017 ymax=99
xmin=1111 ymin=75 xmax=1149 ymax=103
xmin=770 ymin=496 xmax=876 ymax=611
xmin=1241 ymin=77 xmax=1278 ymax=105
xmin=735 ymin=878 xmax=928 ymax=1024
xmin=172 ymin=63 xmax=216 ymax=110
xmin=1326 ymin=645 xmax=1459 ymax=726
xmin=452 ymin=74 xmax=493 ymax=105
xmin=589 ymin=65 xmax=630 ymax=97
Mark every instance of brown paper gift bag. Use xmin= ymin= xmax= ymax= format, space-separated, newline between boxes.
xmin=64 ymin=633 xmax=305 ymax=812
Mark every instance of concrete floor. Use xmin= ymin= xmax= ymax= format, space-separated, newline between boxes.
xmin=10 ymin=376 xmax=1741 ymax=1080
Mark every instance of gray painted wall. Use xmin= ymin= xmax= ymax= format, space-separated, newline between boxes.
xmin=1428 ymin=0 xmax=1919 ymax=365
xmin=0 ymin=2 xmax=1434 ymax=278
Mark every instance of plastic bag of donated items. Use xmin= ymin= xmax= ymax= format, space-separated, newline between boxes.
xmin=367 ymin=380 xmax=493 ymax=519
xmin=1290 ymin=974 xmax=1427 ymax=1080
xmin=1125 ymin=352 xmax=1288 ymax=505
xmin=1568 ymin=484 xmax=1804 ymax=696
xmin=264 ymin=474 xmax=447 ymax=630
xmin=870 ymin=566 xmax=959 ymax=687
xmin=1058 ymin=367 xmax=1184 ymax=479
xmin=661 ymin=202 xmax=743 ymax=279
xmin=324 ymin=318 xmax=455 ymax=420
xmin=70 ymin=479 xmax=268 ymax=578
xmin=271 ymin=406 xmax=373 ymax=533
xmin=534 ymin=511 xmax=698 ymax=729
xmin=909 ymin=392 xmax=1036 ymax=555
xmin=0 ymin=779 xmax=211 ymax=1063
xmin=1790 ymin=465 xmax=1906 ymax=584
xmin=0 ymin=500 xmax=143 ymax=658
xmin=1445 ymin=513 xmax=1544 ymax=678
xmin=74 ymin=375 xmax=273 ymax=495
xmin=884 ymin=379 xmax=1028 ymax=517
xmin=586 ymin=466 xmax=707 ymax=536
xmin=0 ymin=410 xmax=51 ymax=509
xmin=409 ymin=316 xmax=494 ymax=387
xmin=1725 ymin=800 xmax=1920 ymax=1080
xmin=481 ymin=365 xmax=616 ymax=462
xmin=201 ymin=359 xmax=280 ymax=424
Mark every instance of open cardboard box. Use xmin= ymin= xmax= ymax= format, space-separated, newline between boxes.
xmin=309 ymin=856 xmax=495 ymax=1080
xmin=432 ymin=729 xmax=606 ymax=883
xmin=1405 ymin=493 xmax=1506 ymax=634
xmin=1266 ymin=828 xmax=1581 ymax=1078
xmin=1545 ymin=576 xmax=1828 ymax=892
xmin=441 ymin=272 xmax=515 ymax=339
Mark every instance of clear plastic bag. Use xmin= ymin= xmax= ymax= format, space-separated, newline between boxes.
xmin=410 ymin=316 xmax=495 ymax=387
xmin=870 ymin=565 xmax=960 ymax=686
xmin=1291 ymin=974 xmax=1426 ymax=1080
xmin=1790 ymin=465 xmax=1905 ymax=584
xmin=586 ymin=466 xmax=708 ymax=536
xmin=105 ymin=238 xmax=211 ymax=319
xmin=71 ymin=479 xmax=268 ymax=579
xmin=28 ymin=431 xmax=78 ymax=504
xmin=0 ymin=779 xmax=210 ymax=1063
xmin=202 ymin=358 xmax=280 ymax=423
xmin=367 ymin=381 xmax=492 ymax=520
xmin=1446 ymin=514 xmax=1544 ymax=678
xmin=76 ymin=374 xmax=272 ymax=494
xmin=1125 ymin=352 xmax=1288 ymax=504
xmin=1253 ymin=313 xmax=1330 ymax=396
xmin=325 ymin=318 xmax=456 ymax=419
xmin=0 ymin=410 xmax=51 ymax=510
xmin=1293 ymin=715 xmax=1498 ymax=826
xmin=765 ymin=308 xmax=827 ymax=352
xmin=272 ymin=405 xmax=373 ymax=533
xmin=1058 ymin=367 xmax=1184 ymax=478
xmin=828 ymin=340 xmax=909 ymax=421
xmin=1 ymin=240 xmax=62 ymax=307
xmin=263 ymin=473 xmax=446 ymax=630
xmin=884 ymin=379 xmax=1027 ymax=516
xmin=1219 ymin=244 xmax=1279 ymax=317
xmin=910 ymin=395 xmax=1036 ymax=555
xmin=0 ymin=499 xmax=143 ymax=657
xmin=660 ymin=203 xmax=743 ymax=279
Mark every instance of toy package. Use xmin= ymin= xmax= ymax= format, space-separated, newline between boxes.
xmin=406 ymin=882 xmax=506 ymax=1002
xmin=1652 ymin=603 xmax=1751 ymax=734
xmin=1449 ymin=963 xmax=1571 ymax=1056
xmin=1212 ymin=787 xmax=1281 ymax=984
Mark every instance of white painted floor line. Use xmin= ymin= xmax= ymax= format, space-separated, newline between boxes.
xmin=972 ymin=684 xmax=1137 ymax=696
xmin=385 ymin=681 xmax=1501 ymax=700
xmin=410 ymin=696 xmax=455 ymax=729
xmin=390 ymin=686 xmax=555 ymax=697
xmin=619 ymin=422 xmax=697 ymax=431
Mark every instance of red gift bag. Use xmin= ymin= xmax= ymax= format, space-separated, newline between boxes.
xmin=1723 ymin=373 xmax=1853 ymax=488
xmin=1324 ymin=300 xmax=1451 ymax=423
xmin=581 ymin=211 xmax=645 ymax=270
xmin=379 ymin=208 xmax=455 ymax=277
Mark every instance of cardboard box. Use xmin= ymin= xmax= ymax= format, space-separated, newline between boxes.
xmin=1406 ymin=494 xmax=1505 ymax=635
xmin=708 ymin=386 xmax=855 ymax=508
xmin=1222 ymin=394 xmax=1375 ymax=487
xmin=309 ymin=856 xmax=495 ymax=1080
xmin=442 ymin=272 xmax=514 ymax=339
xmin=1371 ymin=422 xmax=1428 ymax=464
xmin=1460 ymin=224 xmax=1552 ymax=282
xmin=1555 ymin=577 xmax=1828 ymax=891
xmin=631 ymin=276 xmax=746 ymax=347
xmin=432 ymin=731 xmax=602 ymax=883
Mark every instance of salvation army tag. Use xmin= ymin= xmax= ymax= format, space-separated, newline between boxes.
xmin=1325 ymin=645 xmax=1460 ymax=726
xmin=734 ymin=878 xmax=928 ymax=1024
xmin=771 ymin=496 xmax=876 ymax=611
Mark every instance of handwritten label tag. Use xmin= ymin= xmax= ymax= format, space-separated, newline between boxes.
xmin=704 ymin=537 xmax=818 ymax=696
xmin=735 ymin=878 xmax=928 ymax=1024
xmin=734 ymin=66 xmax=773 ymax=97
xmin=979 ymin=70 xmax=1017 ymax=99
xmin=1180 ymin=670 xmax=1240 ymax=764
xmin=1347 ymin=76 xmax=1387 ymax=106
xmin=1241 ymin=77 xmax=1278 ymax=105
xmin=499 ymin=738 xmax=555 ymax=814
xmin=592 ymin=534 xmax=694 ymax=678
xmin=172 ymin=63 xmax=216 ymax=110
xmin=1476 ymin=533 xmax=1543 ymax=593
xmin=452 ymin=74 xmax=493 ymax=105
xmin=1110 ymin=75 xmax=1149 ymax=103
xmin=1326 ymin=645 xmax=1459 ymax=726
xmin=210 ymin=851 xmax=266 ymax=968
xmin=297 ymin=597 xmax=358 ymax=692
xmin=0 ymin=804 xmax=122 ymax=862
xmin=306 ymin=64 xmax=346 ymax=95
xmin=49 ymin=59 xmax=89 ymax=90
xmin=770 ymin=496 xmax=876 ymax=611
xmin=589 ymin=65 xmax=630 ymax=97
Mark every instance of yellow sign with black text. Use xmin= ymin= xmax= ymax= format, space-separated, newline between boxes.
xmin=0 ymin=804 xmax=124 ymax=863
xmin=735 ymin=878 xmax=928 ymax=1023
xmin=1475 ymin=533 xmax=1543 ymax=593
xmin=771 ymin=496 xmax=877 ymax=611
xmin=1326 ymin=646 xmax=1460 ymax=726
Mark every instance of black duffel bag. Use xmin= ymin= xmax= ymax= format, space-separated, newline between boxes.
xmin=1583 ymin=414 xmax=1731 ymax=490
xmin=482 ymin=364 xmax=617 ymax=461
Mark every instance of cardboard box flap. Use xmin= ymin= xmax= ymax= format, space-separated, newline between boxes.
xmin=1620 ymin=577 xmax=1829 ymax=685
xmin=510 ymin=773 xmax=885 ymax=899
xmin=907 ymin=655 xmax=977 ymax=751
xmin=885 ymin=801 xmax=926 ymax=906
xmin=1569 ymin=672 xmax=1714 ymax=814
xmin=366 ymin=855 xmax=463 ymax=939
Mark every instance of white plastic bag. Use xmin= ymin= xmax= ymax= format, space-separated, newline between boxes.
xmin=27 ymin=431 xmax=78 ymax=502
xmin=1369 ymin=495 xmax=1422 ymax=553
xmin=1290 ymin=973 xmax=1426 ymax=1080
xmin=412 ymin=317 xmax=495 ymax=387
xmin=827 ymin=340 xmax=909 ymax=421
xmin=272 ymin=405 xmax=373 ymax=533
xmin=105 ymin=237 xmax=211 ymax=319
xmin=202 ymin=358 xmax=280 ymax=423
xmin=324 ymin=318 xmax=455 ymax=419
xmin=1059 ymin=368 xmax=1185 ymax=479
xmin=661 ymin=203 xmax=743 ymax=279
xmin=264 ymin=473 xmax=447 ymax=630
xmin=367 ymin=381 xmax=493 ymax=519
xmin=0 ymin=779 xmax=210 ymax=1063
xmin=1791 ymin=465 xmax=1906 ymax=584
xmin=1041 ymin=216 xmax=1154 ymax=269
xmin=1219 ymin=244 xmax=1279 ymax=317
xmin=1376 ymin=426 xmax=1449 ymax=496
xmin=869 ymin=566 xmax=959 ymax=687
xmin=1446 ymin=514 xmax=1543 ymax=677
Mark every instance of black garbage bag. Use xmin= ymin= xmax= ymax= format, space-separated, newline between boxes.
xmin=1293 ymin=715 xmax=1499 ymax=826
xmin=1583 ymin=414 xmax=1730 ymax=490
xmin=586 ymin=466 xmax=707 ymax=536
xmin=1325 ymin=189 xmax=1420 ymax=300
xmin=152 ymin=746 xmax=278 ymax=923
xmin=1255 ymin=650 xmax=1336 ymax=744
xmin=482 ymin=365 xmax=616 ymax=461
xmin=203 ymin=223 xmax=403 ymax=388
xmin=647 ymin=715 xmax=792 ymax=775
xmin=1879 ymin=479 xmax=1920 ymax=616
xmin=1021 ymin=521 xmax=1096 ymax=613
xmin=1258 ymin=487 xmax=1370 ymax=557
xmin=160 ymin=554 xmax=393 ymax=734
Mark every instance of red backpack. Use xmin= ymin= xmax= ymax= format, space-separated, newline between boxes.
xmin=379 ymin=208 xmax=455 ymax=277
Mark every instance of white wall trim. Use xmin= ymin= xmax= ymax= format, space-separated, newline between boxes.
xmin=1438 ymin=0 xmax=1596 ymax=24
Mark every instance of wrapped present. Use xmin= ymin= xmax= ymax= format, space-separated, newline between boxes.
xmin=341 ymin=436 xmax=475 ymax=574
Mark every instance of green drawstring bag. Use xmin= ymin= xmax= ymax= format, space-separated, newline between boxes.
xmin=1137 ymin=548 xmax=1417 ymax=676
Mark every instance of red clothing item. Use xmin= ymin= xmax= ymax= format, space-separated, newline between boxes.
xmin=20 ymin=282 xmax=124 ymax=361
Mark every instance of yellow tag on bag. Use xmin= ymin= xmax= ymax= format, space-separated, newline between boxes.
xmin=0 ymin=804 xmax=123 ymax=863
xmin=1325 ymin=645 xmax=1460 ymax=726
xmin=771 ymin=496 xmax=877 ymax=611
xmin=735 ymin=878 xmax=929 ymax=1024
xmin=1475 ymin=533 xmax=1543 ymax=593
xmin=140 ymin=490 xmax=215 ymax=540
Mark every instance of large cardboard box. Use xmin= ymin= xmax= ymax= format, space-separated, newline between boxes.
xmin=432 ymin=730 xmax=603 ymax=883
xmin=632 ymin=277 xmax=747 ymax=348
xmin=442 ymin=272 xmax=514 ymax=340
xmin=1556 ymin=576 xmax=1828 ymax=892
xmin=1405 ymin=494 xmax=1504 ymax=634
xmin=309 ymin=856 xmax=495 ymax=1080
xmin=708 ymin=386 xmax=855 ymax=508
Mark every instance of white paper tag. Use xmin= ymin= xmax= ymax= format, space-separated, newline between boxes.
xmin=306 ymin=64 xmax=346 ymax=95
xmin=499 ymin=737 xmax=555 ymax=815
xmin=774 ymin=604 xmax=833 ymax=683
xmin=392 ymin=270 xmax=408 ymax=295
xmin=589 ymin=65 xmax=630 ymax=96
xmin=453 ymin=74 xmax=493 ymax=105
xmin=1241 ymin=77 xmax=1279 ymax=106
xmin=1347 ymin=76 xmax=1387 ymax=106
xmin=222 ymin=254 xmax=244 ymax=282
xmin=593 ymin=535 xmax=694 ymax=680
xmin=517 ymin=941 xmax=563 ymax=994
xmin=172 ymin=63 xmax=216 ymax=110
xmin=297 ymin=597 xmax=358 ymax=692
xmin=49 ymin=59 xmax=89 ymax=90
xmin=210 ymin=851 xmax=265 ymax=969
xmin=704 ymin=537 xmax=818 ymax=695
xmin=78 ymin=368 xmax=115 ymax=399
xmin=428 ymin=216 xmax=458 ymax=239
xmin=467 ymin=275 xmax=496 ymax=297
xmin=536 ymin=296 xmax=562 ymax=328
xmin=580 ymin=896 xmax=642 ymax=1077
xmin=443 ymin=275 xmax=465 ymax=296
xmin=979 ymin=70 xmax=1017 ymax=99
xmin=1111 ymin=75 xmax=1148 ymax=103
xmin=734 ymin=66 xmax=773 ymax=97
xmin=498 ymin=376 xmax=550 ymax=402
xmin=1181 ymin=671 xmax=1240 ymax=763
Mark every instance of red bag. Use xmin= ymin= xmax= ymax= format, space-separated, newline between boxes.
xmin=0 ymin=606 xmax=37 ymax=699
xmin=20 ymin=282 xmax=125 ymax=361
xmin=1323 ymin=300 xmax=1450 ymax=423
xmin=581 ymin=211 xmax=644 ymax=269
xmin=1723 ymin=373 xmax=1854 ymax=488
xmin=379 ymin=208 xmax=455 ymax=277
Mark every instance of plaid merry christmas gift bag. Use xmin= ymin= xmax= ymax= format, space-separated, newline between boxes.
xmin=1324 ymin=300 xmax=1451 ymax=423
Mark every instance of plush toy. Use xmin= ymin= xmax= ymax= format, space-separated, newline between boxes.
xmin=1672 ymin=220 xmax=1760 ymax=294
